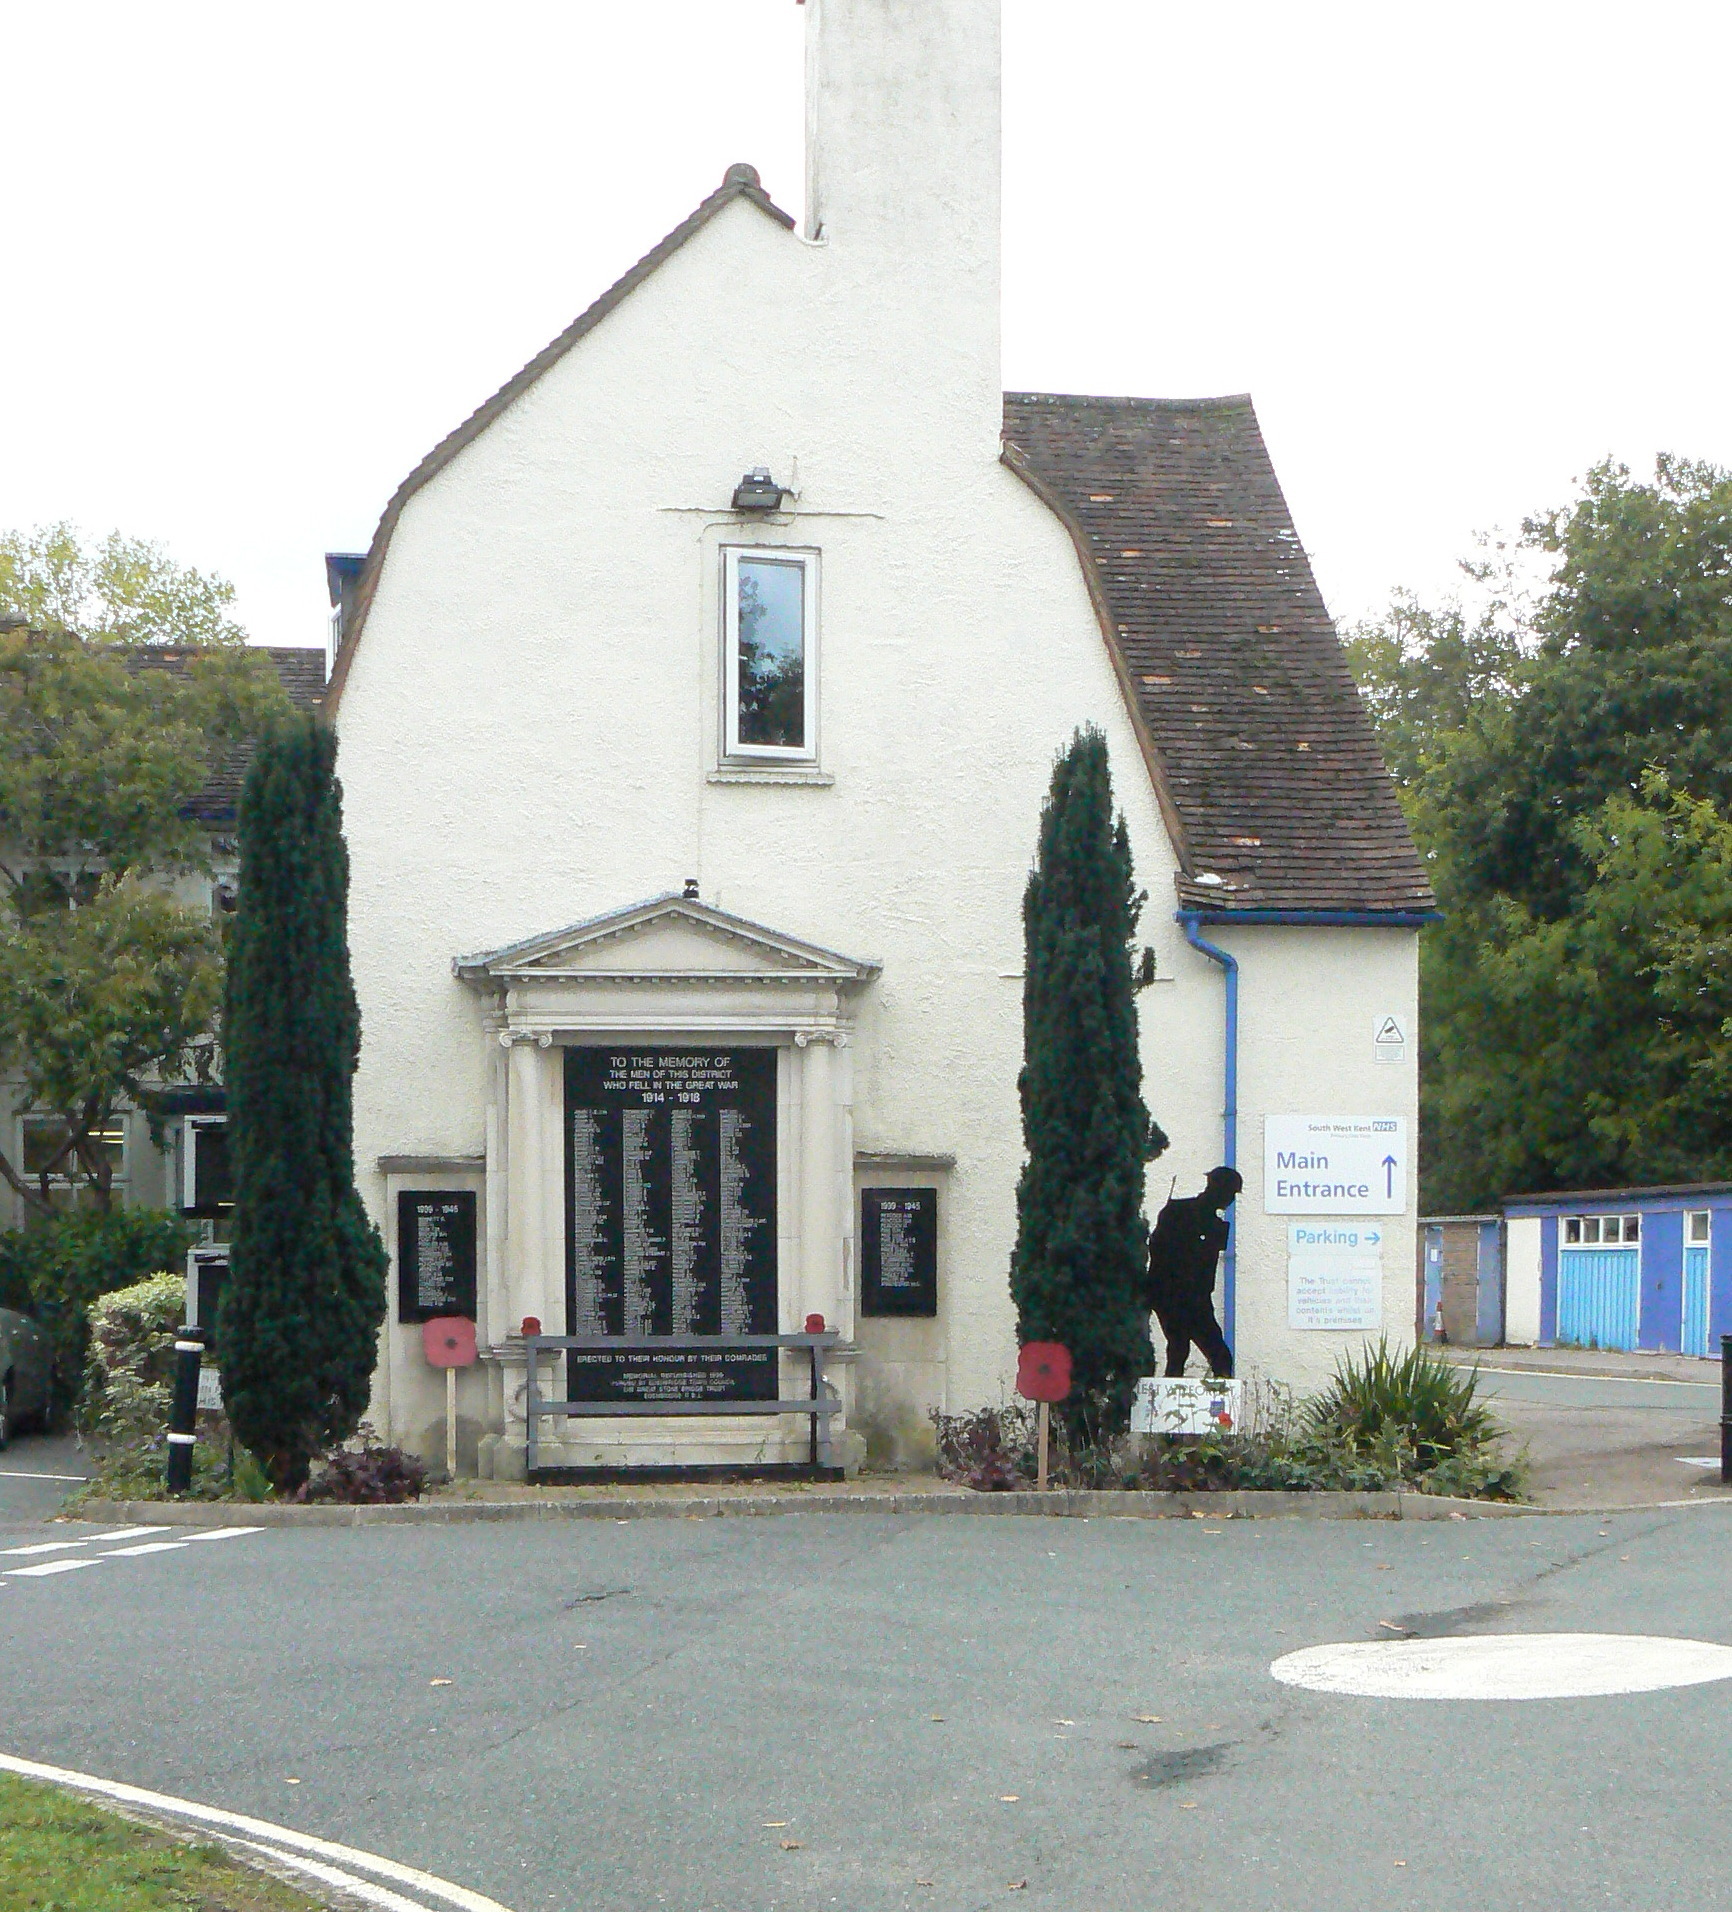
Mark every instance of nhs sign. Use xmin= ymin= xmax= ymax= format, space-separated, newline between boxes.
xmin=1263 ymin=1115 xmax=1408 ymax=1216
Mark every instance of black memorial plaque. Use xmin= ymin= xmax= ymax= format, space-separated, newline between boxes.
xmin=397 ymin=1191 xmax=478 ymax=1322
xmin=564 ymin=1047 xmax=778 ymax=1403
xmin=860 ymin=1187 xmax=938 ymax=1317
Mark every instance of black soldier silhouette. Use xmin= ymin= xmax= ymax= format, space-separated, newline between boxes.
xmin=1144 ymin=1166 xmax=1241 ymax=1378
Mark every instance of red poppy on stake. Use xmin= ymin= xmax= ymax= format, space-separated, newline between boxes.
xmin=1016 ymin=1342 xmax=1072 ymax=1403
xmin=423 ymin=1317 xmax=477 ymax=1368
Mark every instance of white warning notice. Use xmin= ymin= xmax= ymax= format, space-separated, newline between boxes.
xmin=1287 ymin=1223 xmax=1384 ymax=1332
xmin=1372 ymin=1013 xmax=1409 ymax=1066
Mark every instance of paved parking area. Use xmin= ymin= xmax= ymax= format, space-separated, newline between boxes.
xmin=1 ymin=1497 xmax=1731 ymax=1910
xmin=0 ymin=1430 xmax=89 ymax=1531
xmin=1444 ymin=1349 xmax=1730 ymax=1507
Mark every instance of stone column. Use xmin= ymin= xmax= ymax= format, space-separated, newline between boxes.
xmin=494 ymin=1030 xmax=549 ymax=1482
xmin=798 ymin=1033 xmax=842 ymax=1321
xmin=505 ymin=1033 xmax=550 ymax=1327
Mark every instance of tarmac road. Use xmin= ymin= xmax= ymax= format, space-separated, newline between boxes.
xmin=2 ymin=1492 xmax=1731 ymax=1912
xmin=1457 ymin=1354 xmax=1730 ymax=1507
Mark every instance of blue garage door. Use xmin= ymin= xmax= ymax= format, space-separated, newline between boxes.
xmin=1683 ymin=1212 xmax=1711 ymax=1358
xmin=1556 ymin=1247 xmax=1641 ymax=1350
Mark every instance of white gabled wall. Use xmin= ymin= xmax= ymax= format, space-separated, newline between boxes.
xmin=334 ymin=0 xmax=1419 ymax=1462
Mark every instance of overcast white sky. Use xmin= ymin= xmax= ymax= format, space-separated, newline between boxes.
xmin=3 ymin=1 xmax=1728 ymax=650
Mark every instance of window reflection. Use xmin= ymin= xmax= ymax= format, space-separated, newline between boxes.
xmin=736 ymin=557 xmax=805 ymax=749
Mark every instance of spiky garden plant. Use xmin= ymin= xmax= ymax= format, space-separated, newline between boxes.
xmin=1306 ymin=1338 xmax=1503 ymax=1464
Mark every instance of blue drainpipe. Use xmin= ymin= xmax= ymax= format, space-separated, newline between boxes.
xmin=1177 ymin=912 xmax=1239 ymax=1345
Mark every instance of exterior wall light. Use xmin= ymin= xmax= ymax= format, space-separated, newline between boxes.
xmin=731 ymin=467 xmax=787 ymax=513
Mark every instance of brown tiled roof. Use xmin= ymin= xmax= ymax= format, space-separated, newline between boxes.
xmin=191 ymin=647 xmax=327 ymax=824
xmin=1003 ymin=392 xmax=1432 ymax=916
xmin=129 ymin=645 xmax=327 ymax=826
xmin=0 ymin=622 xmax=326 ymax=830
xmin=322 ymin=163 xmax=795 ymax=716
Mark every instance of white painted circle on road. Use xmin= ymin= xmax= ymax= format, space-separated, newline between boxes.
xmin=1271 ymin=1633 xmax=1732 ymax=1700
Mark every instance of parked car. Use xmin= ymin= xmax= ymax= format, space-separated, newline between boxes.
xmin=0 ymin=1307 xmax=53 ymax=1447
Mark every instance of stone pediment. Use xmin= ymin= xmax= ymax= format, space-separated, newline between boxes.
xmin=454 ymin=894 xmax=879 ymax=989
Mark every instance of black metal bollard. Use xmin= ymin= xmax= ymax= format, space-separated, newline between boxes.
xmin=1722 ymin=1334 xmax=1732 ymax=1488
xmin=165 ymin=1326 xmax=205 ymax=1495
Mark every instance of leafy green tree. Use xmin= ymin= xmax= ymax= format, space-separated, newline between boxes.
xmin=219 ymin=717 xmax=387 ymax=1493
xmin=0 ymin=542 xmax=286 ymax=1214
xmin=0 ymin=522 xmax=245 ymax=647
xmin=0 ymin=879 xmax=226 ymax=1209
xmin=1430 ymin=458 xmax=1732 ymax=920
xmin=1009 ymin=726 xmax=1158 ymax=1445
xmin=1422 ymin=776 xmax=1732 ymax=1205
xmin=1342 ymin=586 xmax=1530 ymax=791
xmin=1347 ymin=458 xmax=1732 ymax=1208
xmin=0 ymin=1208 xmax=194 ymax=1415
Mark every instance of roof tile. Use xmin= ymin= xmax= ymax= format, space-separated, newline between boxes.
xmin=1003 ymin=392 xmax=1432 ymax=915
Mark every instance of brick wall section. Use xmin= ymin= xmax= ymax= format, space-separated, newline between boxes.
xmin=1004 ymin=392 xmax=1433 ymax=914
xmin=1439 ymin=1222 xmax=1481 ymax=1345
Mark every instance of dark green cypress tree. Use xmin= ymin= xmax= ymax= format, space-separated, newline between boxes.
xmin=218 ymin=716 xmax=386 ymax=1493
xmin=1009 ymin=726 xmax=1159 ymax=1446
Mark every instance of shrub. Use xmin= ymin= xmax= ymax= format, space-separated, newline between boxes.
xmin=77 ymin=1272 xmax=185 ymax=1450
xmin=0 ymin=1210 xmax=193 ymax=1418
xmin=929 ymin=1404 xmax=1037 ymax=1491
xmin=931 ymin=1360 xmax=1527 ymax=1502
xmin=296 ymin=1428 xmax=425 ymax=1504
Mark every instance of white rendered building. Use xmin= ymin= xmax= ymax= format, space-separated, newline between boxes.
xmin=324 ymin=0 xmax=1431 ymax=1478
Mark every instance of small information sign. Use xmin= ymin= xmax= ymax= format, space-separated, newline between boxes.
xmin=397 ymin=1191 xmax=478 ymax=1323
xmin=1132 ymin=1378 xmax=1242 ymax=1436
xmin=1287 ymin=1222 xmax=1384 ymax=1331
xmin=196 ymin=1366 xmax=224 ymax=1414
xmin=860 ymin=1187 xmax=938 ymax=1317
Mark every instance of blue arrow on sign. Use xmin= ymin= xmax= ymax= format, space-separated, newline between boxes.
xmin=1383 ymin=1154 xmax=1397 ymax=1197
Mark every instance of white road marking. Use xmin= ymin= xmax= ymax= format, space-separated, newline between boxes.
xmin=1677 ymin=1457 xmax=1720 ymax=1469
xmin=223 ymin=1834 xmax=448 ymax=1912
xmin=1472 ymin=1364 xmax=1719 ymax=1391
xmin=0 ymin=1751 xmax=518 ymax=1912
xmin=2 ymin=1524 xmax=256 ymax=1579
xmin=1 ymin=1525 xmax=170 ymax=1559
xmin=0 ymin=1469 xmax=89 ymax=1482
xmin=1272 ymin=1632 xmax=1732 ymax=1700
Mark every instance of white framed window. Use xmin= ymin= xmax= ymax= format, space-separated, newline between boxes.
xmin=1688 ymin=1210 xmax=1711 ymax=1244
xmin=181 ymin=1114 xmax=232 ymax=1215
xmin=722 ymin=546 xmax=818 ymax=763
xmin=20 ymin=1112 xmax=126 ymax=1192
xmin=1562 ymin=1214 xmax=1640 ymax=1246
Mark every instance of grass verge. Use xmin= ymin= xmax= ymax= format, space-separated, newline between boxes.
xmin=0 ymin=1771 xmax=325 ymax=1912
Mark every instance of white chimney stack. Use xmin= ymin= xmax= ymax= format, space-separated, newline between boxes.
xmin=802 ymin=0 xmax=1003 ymax=456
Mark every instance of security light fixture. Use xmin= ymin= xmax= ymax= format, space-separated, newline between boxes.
xmin=731 ymin=467 xmax=786 ymax=513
